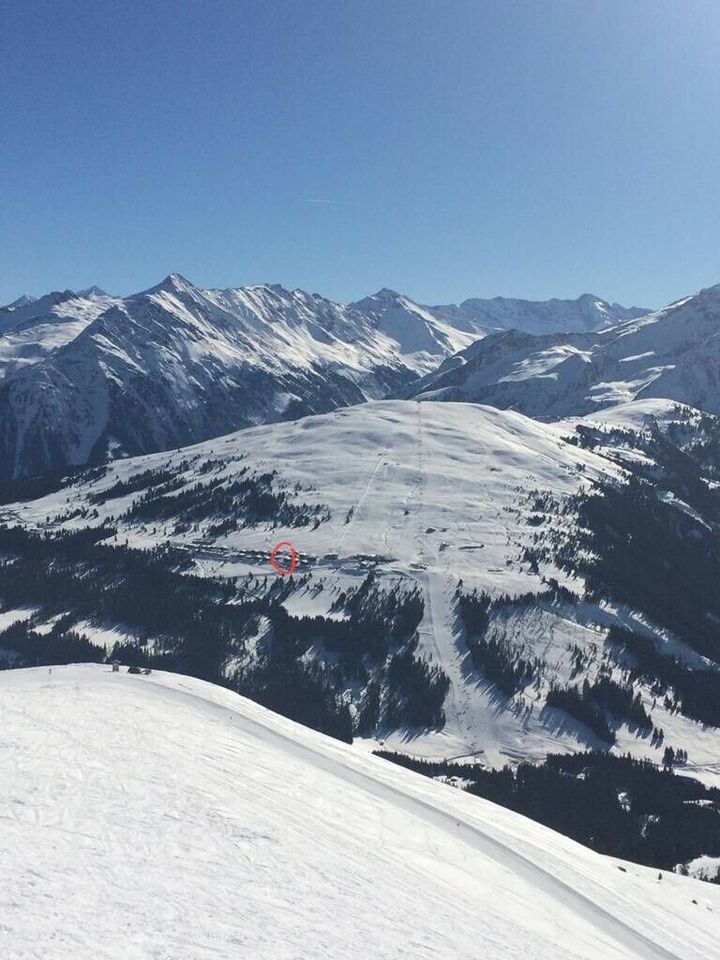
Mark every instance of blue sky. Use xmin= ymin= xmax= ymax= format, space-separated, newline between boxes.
xmin=2 ymin=0 xmax=719 ymax=308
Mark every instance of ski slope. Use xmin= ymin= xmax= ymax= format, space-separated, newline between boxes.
xmin=8 ymin=399 xmax=617 ymax=587
xmin=1 ymin=665 xmax=718 ymax=960
xmin=7 ymin=399 xmax=720 ymax=779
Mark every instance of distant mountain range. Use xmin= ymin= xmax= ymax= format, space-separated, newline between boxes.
xmin=430 ymin=292 xmax=648 ymax=336
xmin=0 ymin=276 xmax=650 ymax=480
xmin=406 ymin=284 xmax=720 ymax=417
xmin=0 ymin=288 xmax=118 ymax=380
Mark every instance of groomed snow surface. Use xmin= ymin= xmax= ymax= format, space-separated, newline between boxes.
xmin=1 ymin=665 xmax=718 ymax=960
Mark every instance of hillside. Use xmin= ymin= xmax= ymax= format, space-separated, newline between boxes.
xmin=3 ymin=398 xmax=720 ymax=793
xmin=2 ymin=663 xmax=718 ymax=959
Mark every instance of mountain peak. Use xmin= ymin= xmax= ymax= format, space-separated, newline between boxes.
xmin=139 ymin=273 xmax=197 ymax=298
xmin=163 ymin=272 xmax=195 ymax=290
xmin=2 ymin=294 xmax=37 ymax=311
xmin=372 ymin=287 xmax=402 ymax=300
xmin=76 ymin=285 xmax=109 ymax=299
xmin=691 ymin=281 xmax=720 ymax=305
xmin=348 ymin=288 xmax=410 ymax=313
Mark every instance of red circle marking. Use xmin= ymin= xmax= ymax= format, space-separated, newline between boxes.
xmin=270 ymin=541 xmax=297 ymax=576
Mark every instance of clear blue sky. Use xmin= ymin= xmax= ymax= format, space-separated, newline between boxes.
xmin=2 ymin=0 xmax=720 ymax=308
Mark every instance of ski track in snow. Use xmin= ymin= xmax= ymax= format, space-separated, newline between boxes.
xmin=1 ymin=665 xmax=718 ymax=960
xmin=145 ymin=675 xmax=689 ymax=960
xmin=333 ymin=443 xmax=391 ymax=557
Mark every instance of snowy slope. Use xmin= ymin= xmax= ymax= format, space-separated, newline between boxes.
xmin=0 ymin=288 xmax=115 ymax=380
xmin=5 ymin=399 xmax=615 ymax=590
xmin=407 ymin=283 xmax=720 ymax=418
xmin=7 ymin=398 xmax=720 ymax=783
xmin=2 ymin=663 xmax=718 ymax=960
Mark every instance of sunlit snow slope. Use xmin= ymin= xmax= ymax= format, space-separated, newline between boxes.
xmin=1 ymin=664 xmax=718 ymax=960
xmin=10 ymin=399 xmax=720 ymax=783
xmin=0 ymin=289 xmax=116 ymax=380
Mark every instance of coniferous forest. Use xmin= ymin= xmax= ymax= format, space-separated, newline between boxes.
xmin=0 ymin=524 xmax=447 ymax=743
xmin=376 ymin=749 xmax=720 ymax=879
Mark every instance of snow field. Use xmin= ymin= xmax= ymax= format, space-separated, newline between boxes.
xmin=1 ymin=664 xmax=718 ymax=960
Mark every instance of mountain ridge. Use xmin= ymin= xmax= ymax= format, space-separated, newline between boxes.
xmin=430 ymin=291 xmax=649 ymax=336
xmin=0 ymin=275 xmax=649 ymax=480
xmin=406 ymin=282 xmax=720 ymax=417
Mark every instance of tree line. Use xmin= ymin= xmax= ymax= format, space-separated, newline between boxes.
xmin=375 ymin=748 xmax=720 ymax=878
xmin=0 ymin=526 xmax=448 ymax=742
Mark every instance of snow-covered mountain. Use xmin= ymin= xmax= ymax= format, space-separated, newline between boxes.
xmin=0 ymin=287 xmax=115 ymax=380
xmin=0 ymin=275 xmax=480 ymax=481
xmin=349 ymin=287 xmax=484 ymax=359
xmin=3 ymin=664 xmax=718 ymax=960
xmin=0 ymin=276 xmax=647 ymax=480
xmin=4 ymin=397 xmax=720 ymax=790
xmin=406 ymin=284 xmax=720 ymax=418
xmin=75 ymin=285 xmax=109 ymax=298
xmin=4 ymin=393 xmax=720 ymax=896
xmin=0 ymin=275 xmax=426 ymax=480
xmin=2 ymin=293 xmax=37 ymax=309
xmin=431 ymin=292 xmax=649 ymax=336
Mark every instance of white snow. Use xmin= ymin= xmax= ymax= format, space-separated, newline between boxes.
xmin=0 ymin=290 xmax=116 ymax=380
xmin=410 ymin=282 xmax=720 ymax=417
xmin=0 ymin=607 xmax=37 ymax=631
xmin=576 ymin=398 xmax=695 ymax=432
xmin=5 ymin=398 xmax=720 ymax=782
xmin=1 ymin=664 xmax=717 ymax=960
xmin=680 ymin=856 xmax=720 ymax=882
